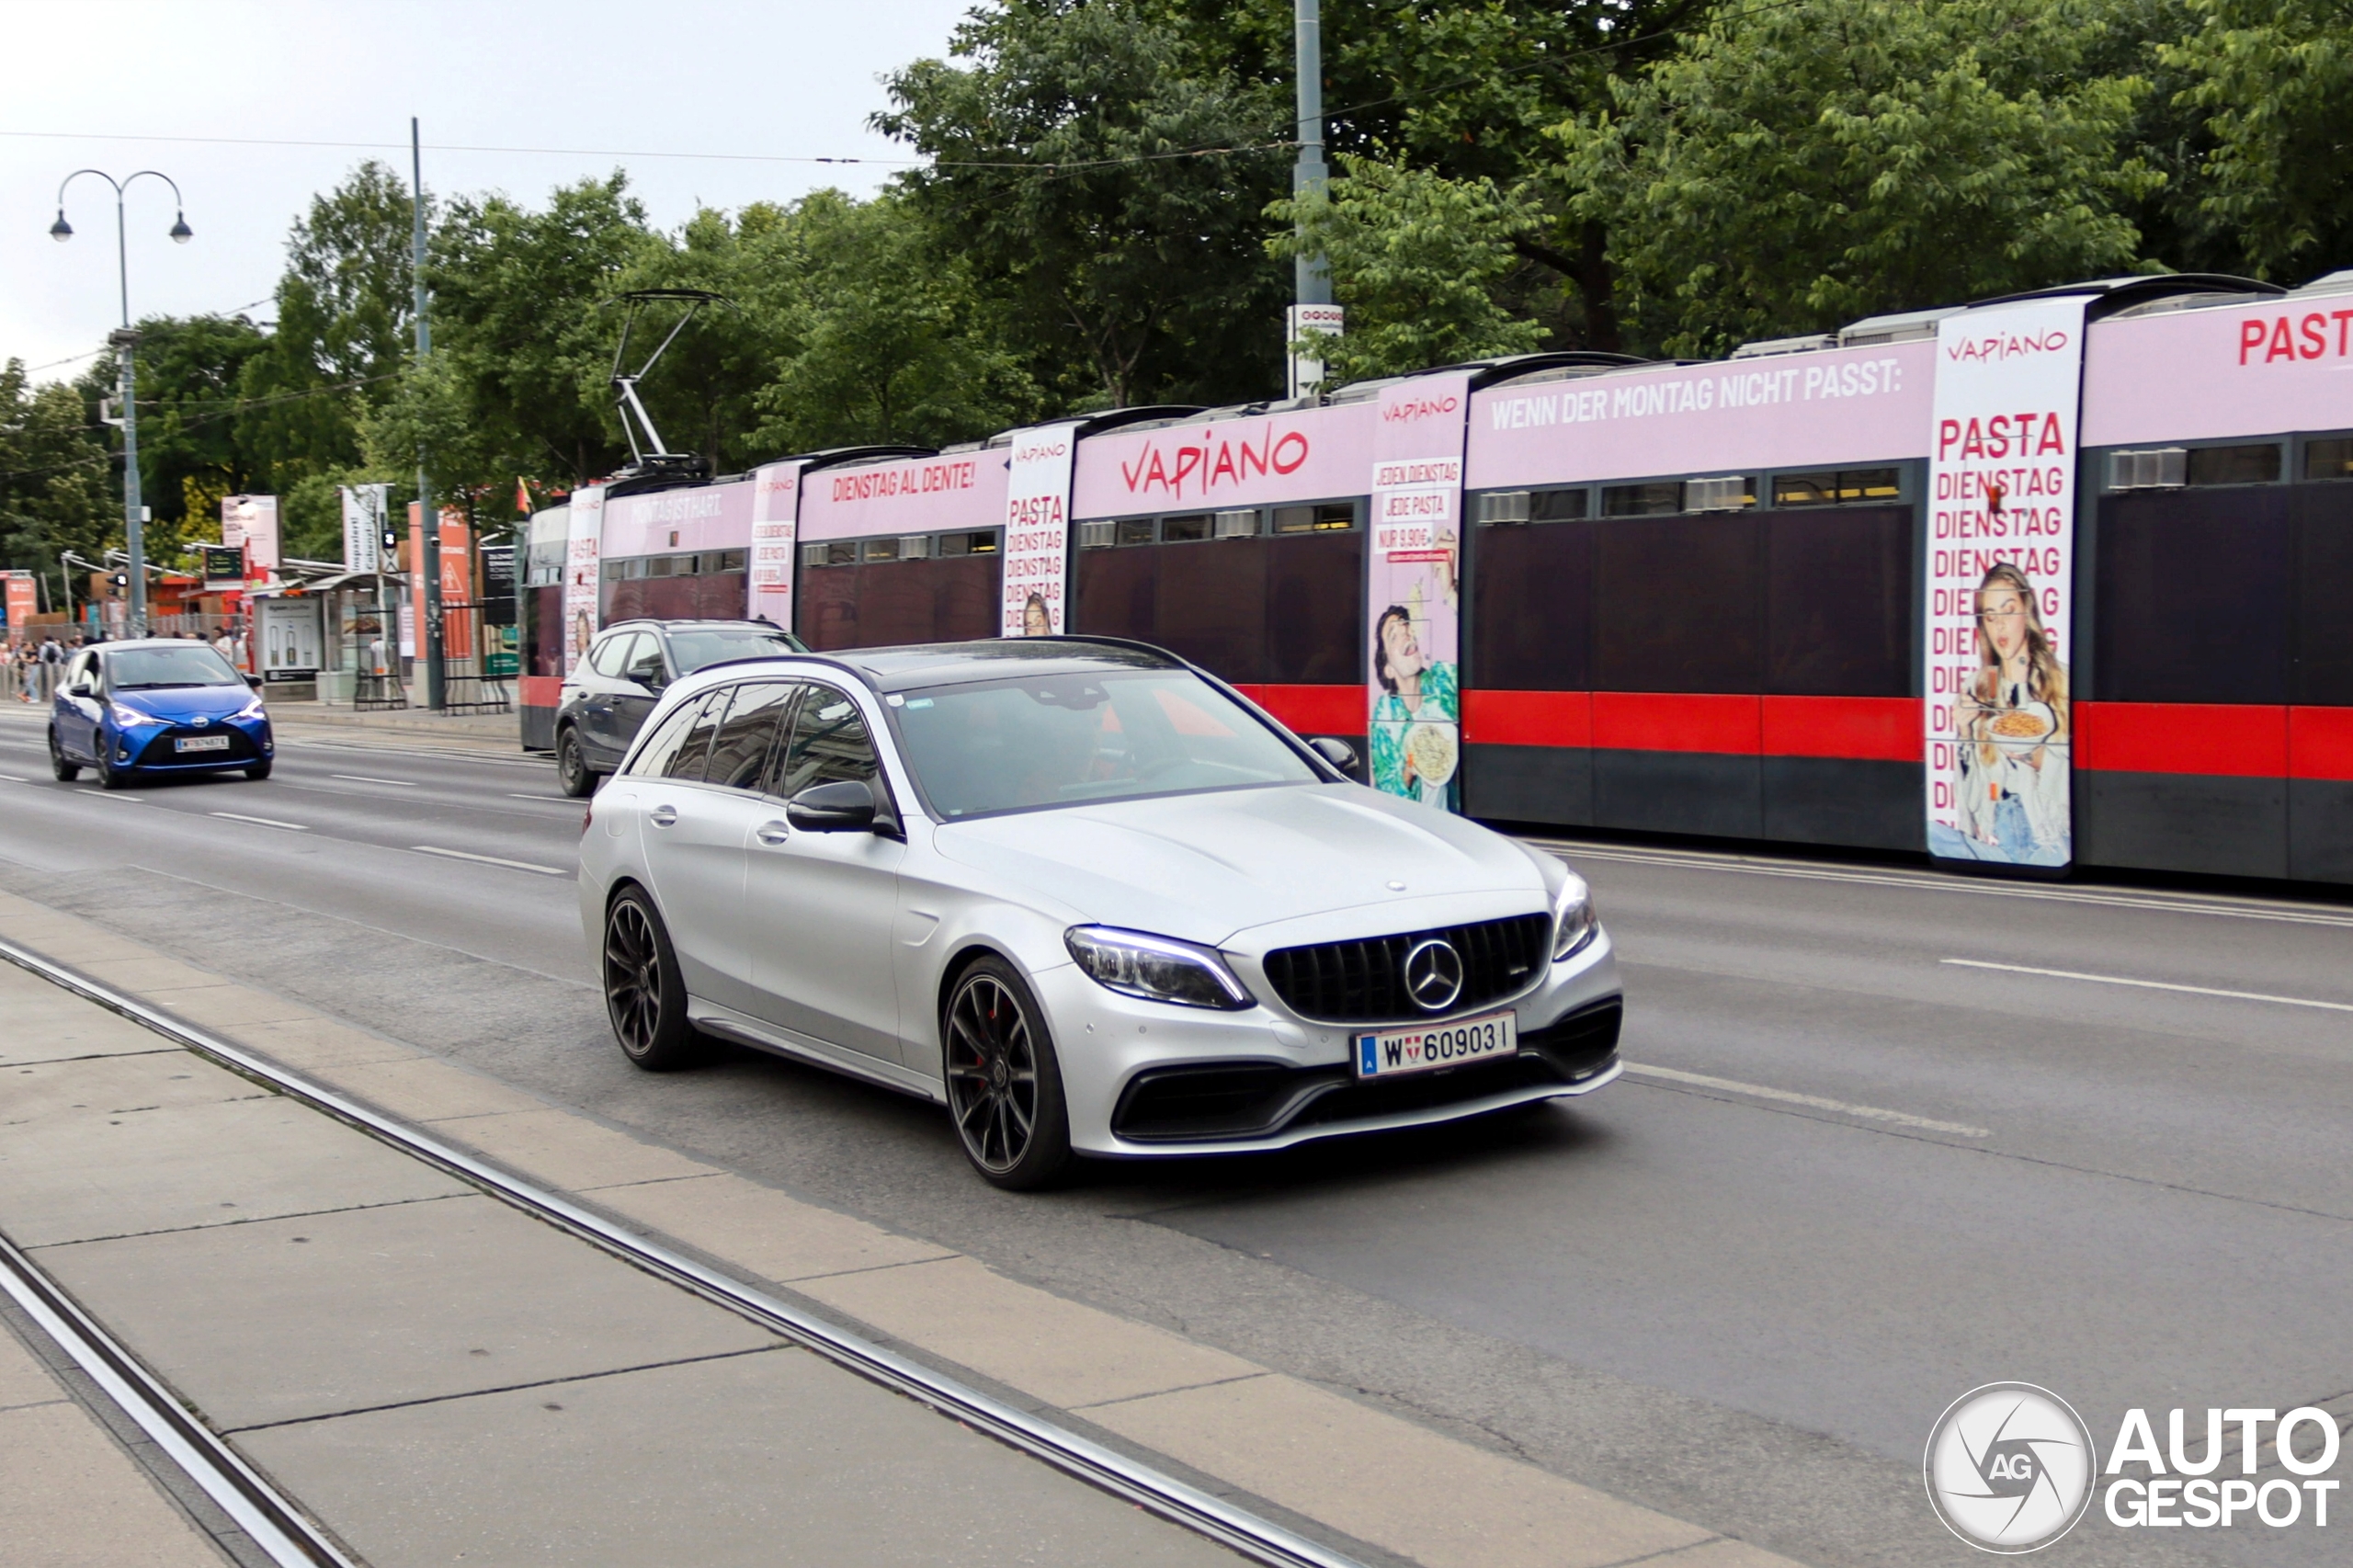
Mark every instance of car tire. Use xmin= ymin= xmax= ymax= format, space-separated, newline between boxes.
xmin=96 ymin=747 xmax=132 ymax=791
xmin=244 ymin=760 xmax=272 ymax=780
xmin=601 ymin=886 xmax=705 ymax=1071
xmin=941 ymin=956 xmax=1073 ymax=1190
xmin=557 ymin=727 xmax=595 ymax=798
xmin=47 ymin=728 xmax=79 ymax=782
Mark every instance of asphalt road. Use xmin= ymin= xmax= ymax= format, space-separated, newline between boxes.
xmin=1 ymin=704 xmax=2346 ymax=1568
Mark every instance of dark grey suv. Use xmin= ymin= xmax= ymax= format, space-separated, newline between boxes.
xmin=555 ymin=619 xmax=805 ymax=795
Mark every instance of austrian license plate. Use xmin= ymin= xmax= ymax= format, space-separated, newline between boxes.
xmin=174 ymin=734 xmax=231 ymax=753
xmin=1353 ymin=1010 xmax=1517 ymax=1080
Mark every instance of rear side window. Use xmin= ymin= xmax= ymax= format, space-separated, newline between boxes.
xmin=767 ymin=684 xmax=878 ymax=797
xmin=622 ymin=691 xmax=721 ymax=778
xmin=704 ymin=682 xmax=798 ymax=790
xmin=588 ymin=632 xmax=636 ymax=677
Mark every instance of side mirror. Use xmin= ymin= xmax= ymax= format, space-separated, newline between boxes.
xmin=786 ymin=778 xmax=878 ymax=833
xmin=244 ymin=674 xmax=261 ymax=689
xmin=67 ymin=677 xmax=95 ymax=699
xmin=1308 ymin=736 xmax=1360 ymax=776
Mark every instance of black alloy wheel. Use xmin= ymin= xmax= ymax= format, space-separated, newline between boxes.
xmin=942 ymin=957 xmax=1072 ymax=1189
xmin=557 ymin=727 xmax=595 ymax=798
xmin=47 ymin=728 xmax=79 ymax=782
xmin=95 ymin=743 xmax=132 ymax=791
xmin=602 ymin=887 xmax=703 ymax=1070
xmin=244 ymin=760 xmax=272 ymax=780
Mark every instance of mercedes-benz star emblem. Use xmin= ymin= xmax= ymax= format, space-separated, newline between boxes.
xmin=1402 ymin=938 xmax=1464 ymax=1013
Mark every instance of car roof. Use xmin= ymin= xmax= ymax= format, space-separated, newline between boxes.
xmin=805 ymin=638 xmax=1184 ymax=694
xmin=94 ymin=638 xmax=224 ymax=653
xmin=601 ymin=619 xmax=784 ymax=637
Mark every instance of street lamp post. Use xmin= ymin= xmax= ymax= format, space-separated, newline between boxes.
xmin=51 ymin=169 xmax=192 ymax=640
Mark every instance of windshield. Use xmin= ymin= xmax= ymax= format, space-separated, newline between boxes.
xmin=106 ymin=645 xmax=246 ymax=689
xmin=665 ymin=627 xmax=805 ymax=676
xmin=891 ymin=669 xmax=1319 ymax=820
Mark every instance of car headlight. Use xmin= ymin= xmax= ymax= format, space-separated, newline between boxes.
xmin=1552 ymin=871 xmax=1599 ymax=960
xmin=233 ymin=696 xmax=266 ymax=721
xmin=1064 ymin=926 xmax=1255 ymax=1010
xmin=108 ymin=703 xmax=163 ymax=727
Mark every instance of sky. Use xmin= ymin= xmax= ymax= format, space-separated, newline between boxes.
xmin=0 ymin=0 xmax=975 ymax=381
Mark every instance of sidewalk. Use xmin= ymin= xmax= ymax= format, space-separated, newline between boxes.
xmin=0 ymin=892 xmax=1809 ymax=1568
xmin=0 ymin=949 xmax=1240 ymax=1567
xmin=264 ymin=700 xmax=528 ymax=752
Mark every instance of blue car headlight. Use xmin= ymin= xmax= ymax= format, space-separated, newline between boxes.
xmin=233 ymin=695 xmax=266 ymax=722
xmin=108 ymin=703 xmax=163 ymax=729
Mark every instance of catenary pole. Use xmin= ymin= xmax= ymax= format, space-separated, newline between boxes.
xmin=1293 ymin=0 xmax=1330 ymax=310
xmin=413 ymin=118 xmax=443 ymax=709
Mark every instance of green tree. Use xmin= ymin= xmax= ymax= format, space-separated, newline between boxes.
xmin=94 ymin=314 xmax=270 ymax=558
xmin=754 ymin=190 xmax=1037 ymax=451
xmin=879 ymin=0 xmax=1291 ymax=409
xmin=0 ymin=359 xmax=117 ymax=611
xmin=2162 ymin=0 xmax=2353 ymax=280
xmin=1269 ymin=154 xmax=1545 ymax=380
xmin=1553 ymin=0 xmax=2161 ymax=358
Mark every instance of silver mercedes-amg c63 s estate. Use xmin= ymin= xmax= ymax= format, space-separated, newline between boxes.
xmin=580 ymin=640 xmax=1621 ymax=1188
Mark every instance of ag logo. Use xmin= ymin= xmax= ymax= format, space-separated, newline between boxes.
xmin=1925 ymin=1382 xmax=2094 ymax=1552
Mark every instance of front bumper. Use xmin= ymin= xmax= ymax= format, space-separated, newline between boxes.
xmin=1038 ymin=927 xmax=1622 ymax=1157
xmin=118 ymin=716 xmax=273 ymax=771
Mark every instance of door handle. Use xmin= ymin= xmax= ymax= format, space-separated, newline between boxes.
xmin=650 ymin=804 xmax=676 ymax=827
xmin=754 ymin=821 xmax=790 ymax=846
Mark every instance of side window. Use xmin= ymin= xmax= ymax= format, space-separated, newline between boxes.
xmin=767 ymin=683 xmax=878 ymax=797
xmin=624 ymin=635 xmax=668 ymax=689
xmin=622 ymin=691 xmax=713 ymax=778
xmin=704 ymin=683 xmax=798 ymax=791
xmin=588 ymin=632 xmax=635 ymax=678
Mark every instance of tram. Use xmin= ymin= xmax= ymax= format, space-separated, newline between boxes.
xmin=519 ymin=269 xmax=2353 ymax=886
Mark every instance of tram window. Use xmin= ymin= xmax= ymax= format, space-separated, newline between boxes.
xmin=2303 ymin=438 xmax=2353 ymax=482
xmin=1686 ymin=475 xmax=1756 ymax=512
xmin=2186 ymin=443 xmax=2282 ymax=486
xmin=1273 ymin=503 xmax=1358 ymax=533
xmin=863 ymin=538 xmax=901 ymax=562
xmin=2293 ymin=486 xmax=2353 ymax=704
xmin=937 ymin=530 xmax=996 ymax=556
xmin=1118 ymin=517 xmax=1155 ymax=547
xmin=1532 ymin=488 xmax=1588 ymax=521
xmin=825 ymin=541 xmax=858 ymax=565
xmin=1472 ymin=518 xmax=1592 ymax=690
xmin=1156 ymin=537 xmax=1266 ymax=671
xmin=1601 ymin=482 xmax=1683 ymax=517
xmin=1765 ymin=507 xmax=1911 ymax=696
xmin=1162 ymin=514 xmax=1211 ymax=543
xmin=1774 ymin=468 xmax=1903 ymax=506
xmin=1074 ymin=547 xmax=1157 ymax=642
xmin=1595 ymin=516 xmax=1761 ymax=691
xmin=1267 ymin=533 xmax=1361 ymax=684
xmin=2095 ymin=488 xmax=2290 ymax=704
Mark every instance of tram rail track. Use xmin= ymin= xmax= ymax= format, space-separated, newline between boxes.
xmin=0 ymin=932 xmax=1365 ymax=1568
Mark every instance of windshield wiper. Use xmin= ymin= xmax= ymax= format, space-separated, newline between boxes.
xmin=115 ymin=681 xmax=213 ymax=689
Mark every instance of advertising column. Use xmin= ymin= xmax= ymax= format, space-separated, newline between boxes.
xmin=1924 ymin=298 xmax=2088 ymax=869
xmin=563 ymin=485 xmax=606 ymax=675
xmin=1368 ymin=374 xmax=1471 ymax=811
xmin=1002 ymin=425 xmax=1078 ymax=636
xmin=747 ymin=460 xmax=804 ymax=630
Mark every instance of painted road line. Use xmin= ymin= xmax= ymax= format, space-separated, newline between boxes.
xmin=210 ymin=812 xmax=310 ymax=833
xmin=506 ymin=792 xmax=572 ymax=803
xmin=1524 ymin=836 xmax=2353 ymax=931
xmin=410 ymin=845 xmax=569 ymax=877
xmin=88 ymin=794 xmax=145 ymax=803
xmin=0 ymin=774 xmax=26 ymax=782
xmin=330 ymin=773 xmax=415 ymax=787
xmin=1621 ymin=1062 xmax=1992 ymax=1139
xmin=1942 ymin=959 xmax=2353 ymax=1015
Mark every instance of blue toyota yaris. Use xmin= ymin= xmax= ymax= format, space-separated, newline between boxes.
xmin=48 ymin=638 xmax=274 ymax=790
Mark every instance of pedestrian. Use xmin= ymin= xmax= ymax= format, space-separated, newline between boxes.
xmin=36 ymin=633 xmax=64 ymax=703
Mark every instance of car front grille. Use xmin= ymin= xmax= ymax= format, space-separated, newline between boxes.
xmin=1259 ymin=912 xmax=1551 ymax=1023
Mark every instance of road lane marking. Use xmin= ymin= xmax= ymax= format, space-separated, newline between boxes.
xmin=1525 ymin=837 xmax=2353 ymax=930
xmin=89 ymin=793 xmax=145 ymax=803
xmin=1620 ymin=1062 xmax=1992 ymax=1138
xmin=506 ymin=792 xmax=572 ymax=803
xmin=330 ymin=773 xmax=415 ymax=787
xmin=210 ymin=812 xmax=309 ymax=832
xmin=0 ymin=774 xmax=26 ymax=782
xmin=410 ymin=845 xmax=569 ymax=876
xmin=1942 ymin=959 xmax=2353 ymax=1014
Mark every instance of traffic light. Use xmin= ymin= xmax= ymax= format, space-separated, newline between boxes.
xmin=109 ymin=572 xmax=129 ymax=591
